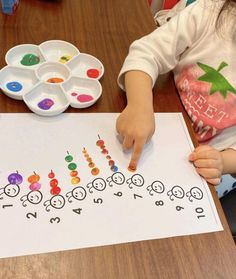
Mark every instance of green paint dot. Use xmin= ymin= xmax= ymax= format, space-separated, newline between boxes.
xmin=65 ymin=155 xmax=73 ymax=162
xmin=20 ymin=54 xmax=40 ymax=66
xmin=68 ymin=162 xmax=77 ymax=170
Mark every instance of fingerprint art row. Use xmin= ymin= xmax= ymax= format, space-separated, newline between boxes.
xmin=0 ymin=168 xmax=204 ymax=212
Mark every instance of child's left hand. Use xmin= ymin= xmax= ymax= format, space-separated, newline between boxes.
xmin=188 ymin=145 xmax=223 ymax=185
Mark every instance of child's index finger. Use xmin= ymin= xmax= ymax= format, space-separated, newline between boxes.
xmin=128 ymin=137 xmax=146 ymax=171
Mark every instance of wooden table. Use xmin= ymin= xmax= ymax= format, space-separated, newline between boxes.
xmin=0 ymin=0 xmax=235 ymax=278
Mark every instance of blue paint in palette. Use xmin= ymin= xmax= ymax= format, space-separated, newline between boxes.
xmin=6 ymin=81 xmax=23 ymax=92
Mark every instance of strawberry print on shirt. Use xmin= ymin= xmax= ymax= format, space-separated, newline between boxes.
xmin=175 ymin=62 xmax=236 ymax=143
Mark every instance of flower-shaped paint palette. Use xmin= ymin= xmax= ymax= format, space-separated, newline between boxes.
xmin=0 ymin=40 xmax=104 ymax=116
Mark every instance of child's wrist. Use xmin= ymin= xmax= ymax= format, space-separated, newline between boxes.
xmin=221 ymin=149 xmax=236 ymax=175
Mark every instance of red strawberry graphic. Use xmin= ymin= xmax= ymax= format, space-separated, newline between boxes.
xmin=175 ymin=63 xmax=236 ymax=142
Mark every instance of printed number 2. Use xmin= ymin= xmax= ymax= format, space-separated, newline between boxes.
xmin=26 ymin=212 xmax=37 ymax=219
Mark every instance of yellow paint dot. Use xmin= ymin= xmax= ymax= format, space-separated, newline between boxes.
xmin=59 ymin=55 xmax=72 ymax=63
xmin=71 ymin=177 xmax=80 ymax=184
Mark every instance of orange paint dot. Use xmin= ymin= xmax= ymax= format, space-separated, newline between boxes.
xmin=128 ymin=165 xmax=136 ymax=172
xmin=84 ymin=154 xmax=89 ymax=158
xmin=71 ymin=177 xmax=80 ymax=184
xmin=88 ymin=162 xmax=95 ymax=168
xmin=91 ymin=168 xmax=100 ymax=175
xmin=28 ymin=174 xmax=40 ymax=183
xmin=70 ymin=170 xmax=78 ymax=177
xmin=47 ymin=77 xmax=64 ymax=83
xmin=82 ymin=149 xmax=87 ymax=154
xmin=86 ymin=157 xmax=93 ymax=163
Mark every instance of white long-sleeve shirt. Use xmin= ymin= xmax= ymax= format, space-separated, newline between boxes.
xmin=118 ymin=0 xmax=236 ymax=151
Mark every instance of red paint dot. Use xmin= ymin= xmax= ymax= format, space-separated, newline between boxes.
xmin=96 ymin=140 xmax=104 ymax=146
xmin=108 ymin=160 xmax=115 ymax=166
xmin=50 ymin=186 xmax=61 ymax=195
xmin=50 ymin=179 xmax=58 ymax=187
xmin=101 ymin=149 xmax=108 ymax=154
xmin=71 ymin=92 xmax=77 ymax=96
xmin=87 ymin=68 xmax=99 ymax=78
xmin=48 ymin=171 xmax=55 ymax=179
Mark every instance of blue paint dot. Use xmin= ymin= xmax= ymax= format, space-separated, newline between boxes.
xmin=111 ymin=165 xmax=118 ymax=172
xmin=6 ymin=81 xmax=23 ymax=92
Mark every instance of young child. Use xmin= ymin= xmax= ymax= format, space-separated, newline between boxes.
xmin=116 ymin=0 xmax=236 ymax=196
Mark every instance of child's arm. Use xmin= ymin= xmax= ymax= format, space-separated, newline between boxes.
xmin=116 ymin=70 xmax=155 ymax=169
xmin=189 ymin=145 xmax=236 ymax=185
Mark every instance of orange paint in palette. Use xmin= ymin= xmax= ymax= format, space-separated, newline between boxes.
xmin=47 ymin=77 xmax=64 ymax=83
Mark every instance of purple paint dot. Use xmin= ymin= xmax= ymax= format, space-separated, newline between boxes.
xmin=38 ymin=98 xmax=54 ymax=110
xmin=77 ymin=94 xmax=94 ymax=103
xmin=8 ymin=173 xmax=23 ymax=185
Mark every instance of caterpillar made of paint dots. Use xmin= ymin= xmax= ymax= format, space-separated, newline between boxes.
xmin=82 ymin=147 xmax=100 ymax=175
xmin=96 ymin=136 xmax=118 ymax=172
xmin=43 ymin=170 xmax=66 ymax=211
xmin=65 ymin=152 xmax=81 ymax=185
xmin=0 ymin=171 xmax=23 ymax=199
xmin=20 ymin=172 xmax=43 ymax=207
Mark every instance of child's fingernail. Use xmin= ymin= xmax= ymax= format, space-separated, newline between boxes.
xmin=188 ymin=153 xmax=194 ymax=161
xmin=128 ymin=165 xmax=136 ymax=172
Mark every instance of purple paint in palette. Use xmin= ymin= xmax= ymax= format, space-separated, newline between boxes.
xmin=38 ymin=98 xmax=54 ymax=110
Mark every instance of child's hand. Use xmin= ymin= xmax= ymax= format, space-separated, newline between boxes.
xmin=116 ymin=105 xmax=155 ymax=170
xmin=188 ymin=145 xmax=223 ymax=185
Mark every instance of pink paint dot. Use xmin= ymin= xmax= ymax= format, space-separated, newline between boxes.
xmin=29 ymin=182 xmax=41 ymax=191
xmin=87 ymin=68 xmax=99 ymax=78
xmin=77 ymin=94 xmax=94 ymax=103
xmin=71 ymin=92 xmax=77 ymax=96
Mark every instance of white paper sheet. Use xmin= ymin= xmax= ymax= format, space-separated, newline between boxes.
xmin=0 ymin=113 xmax=223 ymax=258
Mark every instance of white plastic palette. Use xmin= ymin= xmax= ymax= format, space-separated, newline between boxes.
xmin=0 ymin=40 xmax=104 ymax=116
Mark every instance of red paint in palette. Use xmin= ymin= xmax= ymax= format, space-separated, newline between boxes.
xmin=87 ymin=68 xmax=99 ymax=78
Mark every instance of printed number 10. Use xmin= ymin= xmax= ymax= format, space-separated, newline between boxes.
xmin=195 ymin=207 xmax=205 ymax=219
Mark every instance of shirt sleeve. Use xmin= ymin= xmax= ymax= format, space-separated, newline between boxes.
xmin=117 ymin=0 xmax=211 ymax=90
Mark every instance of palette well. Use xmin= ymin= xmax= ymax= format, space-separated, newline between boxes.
xmin=0 ymin=40 xmax=104 ymax=116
